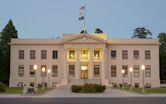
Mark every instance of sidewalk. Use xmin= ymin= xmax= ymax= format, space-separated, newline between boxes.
xmin=1 ymin=87 xmax=166 ymax=98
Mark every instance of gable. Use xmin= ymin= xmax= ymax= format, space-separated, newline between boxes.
xmin=63 ymin=34 xmax=106 ymax=44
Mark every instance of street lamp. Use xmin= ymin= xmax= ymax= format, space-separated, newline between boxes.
xmin=33 ymin=64 xmax=37 ymax=88
xmin=141 ymin=64 xmax=145 ymax=93
xmin=47 ymin=69 xmax=51 ymax=88
xmin=129 ymin=67 xmax=133 ymax=90
xmin=42 ymin=67 xmax=46 ymax=90
xmin=121 ymin=69 xmax=125 ymax=89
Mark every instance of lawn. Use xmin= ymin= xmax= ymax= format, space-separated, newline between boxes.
xmin=123 ymin=87 xmax=166 ymax=93
xmin=0 ymin=87 xmax=52 ymax=94
xmin=0 ymin=87 xmax=23 ymax=94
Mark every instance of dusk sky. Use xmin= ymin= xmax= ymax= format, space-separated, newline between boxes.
xmin=0 ymin=0 xmax=166 ymax=39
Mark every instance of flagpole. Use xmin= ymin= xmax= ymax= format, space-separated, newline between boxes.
xmin=83 ymin=3 xmax=86 ymax=33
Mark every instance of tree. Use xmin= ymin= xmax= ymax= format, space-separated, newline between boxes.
xmin=158 ymin=33 xmax=166 ymax=80
xmin=132 ymin=27 xmax=152 ymax=38
xmin=0 ymin=19 xmax=18 ymax=85
xmin=94 ymin=28 xmax=103 ymax=33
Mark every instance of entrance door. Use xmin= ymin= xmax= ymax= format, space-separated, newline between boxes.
xmin=80 ymin=65 xmax=88 ymax=79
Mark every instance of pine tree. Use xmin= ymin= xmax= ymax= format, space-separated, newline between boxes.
xmin=0 ymin=19 xmax=18 ymax=85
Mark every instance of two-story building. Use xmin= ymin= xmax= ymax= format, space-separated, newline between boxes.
xmin=9 ymin=33 xmax=160 ymax=88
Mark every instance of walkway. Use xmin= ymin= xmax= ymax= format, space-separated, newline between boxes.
xmin=40 ymin=86 xmax=141 ymax=97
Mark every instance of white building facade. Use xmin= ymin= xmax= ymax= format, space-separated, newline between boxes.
xmin=9 ymin=34 xmax=160 ymax=88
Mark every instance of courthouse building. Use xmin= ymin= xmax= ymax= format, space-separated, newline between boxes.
xmin=9 ymin=33 xmax=160 ymax=88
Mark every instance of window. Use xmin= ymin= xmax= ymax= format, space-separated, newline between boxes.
xmin=134 ymin=65 xmax=139 ymax=77
xmin=133 ymin=50 xmax=139 ymax=59
xmin=122 ymin=65 xmax=128 ymax=77
xmin=19 ymin=50 xmax=24 ymax=59
xmin=94 ymin=65 xmax=100 ymax=77
xmin=18 ymin=65 xmax=24 ymax=77
xmin=93 ymin=49 xmax=101 ymax=60
xmin=52 ymin=65 xmax=58 ymax=77
xmin=69 ymin=50 xmax=75 ymax=59
xmin=30 ymin=50 xmax=35 ymax=59
xmin=52 ymin=50 xmax=58 ymax=59
xmin=80 ymin=49 xmax=89 ymax=61
xmin=145 ymin=50 xmax=151 ymax=59
xmin=69 ymin=65 xmax=75 ymax=77
xmin=111 ymin=50 xmax=116 ymax=59
xmin=41 ymin=65 xmax=47 ymax=77
xmin=29 ymin=65 xmax=35 ymax=77
xmin=111 ymin=65 xmax=116 ymax=77
xmin=41 ymin=50 xmax=47 ymax=59
xmin=122 ymin=50 xmax=128 ymax=59
xmin=145 ymin=65 xmax=151 ymax=77
xmin=18 ymin=82 xmax=23 ymax=87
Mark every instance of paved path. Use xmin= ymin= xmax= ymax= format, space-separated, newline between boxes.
xmin=40 ymin=86 xmax=141 ymax=97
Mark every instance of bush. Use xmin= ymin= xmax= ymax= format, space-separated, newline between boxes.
xmin=0 ymin=82 xmax=6 ymax=92
xmin=71 ymin=83 xmax=106 ymax=93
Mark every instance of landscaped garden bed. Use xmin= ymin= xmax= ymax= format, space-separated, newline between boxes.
xmin=71 ymin=83 xmax=106 ymax=93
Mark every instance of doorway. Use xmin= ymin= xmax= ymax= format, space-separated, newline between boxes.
xmin=80 ymin=65 xmax=88 ymax=79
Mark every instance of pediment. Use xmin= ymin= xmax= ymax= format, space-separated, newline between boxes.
xmin=63 ymin=34 xmax=106 ymax=44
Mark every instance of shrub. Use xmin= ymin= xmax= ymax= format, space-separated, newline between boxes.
xmin=0 ymin=82 xmax=6 ymax=92
xmin=71 ymin=83 xmax=106 ymax=93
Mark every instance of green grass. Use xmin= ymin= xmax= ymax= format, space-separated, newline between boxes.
xmin=0 ymin=87 xmax=23 ymax=94
xmin=123 ymin=87 xmax=166 ymax=93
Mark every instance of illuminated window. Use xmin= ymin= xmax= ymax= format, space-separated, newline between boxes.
xmin=80 ymin=49 xmax=89 ymax=61
xmin=93 ymin=49 xmax=102 ymax=61
xmin=69 ymin=50 xmax=75 ymax=59
xmin=122 ymin=65 xmax=128 ymax=77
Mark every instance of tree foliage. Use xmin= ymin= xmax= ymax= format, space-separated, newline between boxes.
xmin=94 ymin=28 xmax=103 ymax=33
xmin=132 ymin=27 xmax=152 ymax=38
xmin=0 ymin=19 xmax=18 ymax=85
xmin=158 ymin=33 xmax=166 ymax=80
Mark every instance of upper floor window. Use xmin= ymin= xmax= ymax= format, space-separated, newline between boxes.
xmin=122 ymin=65 xmax=128 ymax=77
xmin=30 ymin=50 xmax=35 ymax=59
xmin=111 ymin=50 xmax=116 ymax=59
xmin=41 ymin=50 xmax=47 ymax=59
xmin=52 ymin=65 xmax=58 ymax=77
xmin=94 ymin=65 xmax=100 ymax=77
xmin=145 ymin=65 xmax=151 ymax=77
xmin=67 ymin=49 xmax=76 ymax=62
xmin=122 ymin=50 xmax=128 ymax=59
xmin=145 ymin=50 xmax=151 ymax=59
xmin=93 ymin=49 xmax=102 ymax=61
xmin=52 ymin=50 xmax=58 ymax=59
xmin=133 ymin=50 xmax=139 ymax=59
xmin=18 ymin=65 xmax=24 ymax=77
xmin=134 ymin=65 xmax=139 ymax=77
xmin=111 ymin=65 xmax=116 ymax=77
xmin=80 ymin=48 xmax=89 ymax=61
xmin=19 ymin=50 xmax=24 ymax=59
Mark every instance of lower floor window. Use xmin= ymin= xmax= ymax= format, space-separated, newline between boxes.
xmin=69 ymin=65 xmax=75 ymax=77
xmin=111 ymin=65 xmax=116 ymax=77
xmin=94 ymin=65 xmax=100 ymax=77
xmin=18 ymin=65 xmax=24 ymax=77
xmin=145 ymin=65 xmax=151 ymax=77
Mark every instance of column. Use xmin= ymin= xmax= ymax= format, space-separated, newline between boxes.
xmin=76 ymin=48 xmax=80 ymax=79
xmin=89 ymin=48 xmax=93 ymax=79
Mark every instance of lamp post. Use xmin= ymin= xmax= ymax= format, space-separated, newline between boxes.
xmin=42 ymin=67 xmax=46 ymax=90
xmin=129 ymin=67 xmax=133 ymax=90
xmin=122 ymin=69 xmax=125 ymax=89
xmin=33 ymin=64 xmax=37 ymax=88
xmin=47 ymin=69 xmax=51 ymax=88
xmin=141 ymin=64 xmax=145 ymax=93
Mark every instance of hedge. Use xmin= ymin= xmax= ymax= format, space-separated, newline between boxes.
xmin=71 ymin=83 xmax=106 ymax=93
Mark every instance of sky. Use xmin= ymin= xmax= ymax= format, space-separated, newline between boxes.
xmin=0 ymin=0 xmax=166 ymax=39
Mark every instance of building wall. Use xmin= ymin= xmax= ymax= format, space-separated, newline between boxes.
xmin=108 ymin=45 xmax=160 ymax=87
xmin=9 ymin=35 xmax=160 ymax=88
